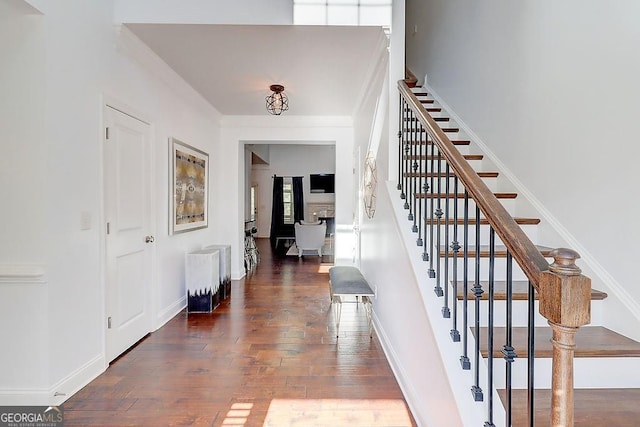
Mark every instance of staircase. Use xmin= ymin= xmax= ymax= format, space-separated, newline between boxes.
xmin=395 ymin=84 xmax=640 ymax=426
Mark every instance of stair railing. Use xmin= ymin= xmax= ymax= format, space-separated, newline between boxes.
xmin=397 ymin=80 xmax=592 ymax=426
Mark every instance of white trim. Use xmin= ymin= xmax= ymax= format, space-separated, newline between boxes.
xmin=422 ymin=83 xmax=640 ymax=329
xmin=373 ymin=315 xmax=436 ymax=427
xmin=5 ymin=0 xmax=43 ymax=14
xmin=155 ymin=295 xmax=186 ymax=331
xmin=0 ymin=264 xmax=46 ymax=284
xmin=0 ymin=355 xmax=104 ymax=406
xmin=221 ymin=114 xmax=352 ymax=128
xmin=114 ymin=24 xmax=222 ymax=121
xmin=351 ymin=30 xmax=390 ymax=118
xmin=49 ymin=354 xmax=105 ymax=406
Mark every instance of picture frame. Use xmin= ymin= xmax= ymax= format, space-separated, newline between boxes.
xmin=169 ymin=137 xmax=209 ymax=234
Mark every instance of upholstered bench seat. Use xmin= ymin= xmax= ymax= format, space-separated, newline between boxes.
xmin=328 ymin=266 xmax=375 ymax=338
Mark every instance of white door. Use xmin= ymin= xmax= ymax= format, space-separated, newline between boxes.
xmin=104 ymin=105 xmax=153 ymax=363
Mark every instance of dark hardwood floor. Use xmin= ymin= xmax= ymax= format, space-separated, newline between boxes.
xmin=64 ymin=238 xmax=417 ymax=426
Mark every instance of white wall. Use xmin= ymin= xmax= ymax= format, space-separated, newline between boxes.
xmin=406 ymin=0 xmax=640 ymax=340
xmin=252 ymin=144 xmax=336 ymax=238
xmin=348 ymin=20 xmax=462 ymax=424
xmin=0 ymin=0 xmax=223 ymax=404
xmin=0 ymin=2 xmax=49 ymax=395
xmin=114 ymin=0 xmax=293 ymax=25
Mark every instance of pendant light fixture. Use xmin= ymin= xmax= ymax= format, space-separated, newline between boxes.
xmin=266 ymin=84 xmax=289 ymax=115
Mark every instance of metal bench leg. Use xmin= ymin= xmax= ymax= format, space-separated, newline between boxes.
xmin=362 ymin=296 xmax=373 ymax=338
xmin=332 ymin=295 xmax=342 ymax=337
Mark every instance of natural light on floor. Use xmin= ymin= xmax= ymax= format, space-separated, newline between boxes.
xmin=317 ymin=263 xmax=333 ymax=274
xmin=263 ymin=399 xmax=412 ymax=426
xmin=221 ymin=399 xmax=413 ymax=426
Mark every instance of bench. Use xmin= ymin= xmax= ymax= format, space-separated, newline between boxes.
xmin=328 ymin=266 xmax=375 ymax=338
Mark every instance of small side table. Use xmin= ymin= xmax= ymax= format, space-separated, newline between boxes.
xmin=185 ymin=248 xmax=220 ymax=313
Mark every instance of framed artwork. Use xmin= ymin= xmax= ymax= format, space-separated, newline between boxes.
xmin=170 ymin=137 xmax=208 ymax=234
xmin=363 ymin=151 xmax=377 ymax=219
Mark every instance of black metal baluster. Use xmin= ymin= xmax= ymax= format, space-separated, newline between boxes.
xmin=460 ymin=190 xmax=471 ymax=369
xmin=403 ymin=138 xmax=410 ymax=209
xmin=409 ymin=112 xmax=417 ymax=224
xmin=434 ymin=149 xmax=444 ymax=296
xmin=442 ymin=163 xmax=451 ymax=316
xmin=407 ymin=110 xmax=415 ymax=217
xmin=397 ymin=95 xmax=403 ymax=192
xmin=416 ymin=126 xmax=424 ymax=246
xmin=528 ymin=280 xmax=536 ymax=426
xmin=450 ymin=174 xmax=460 ymax=342
xmin=401 ymin=103 xmax=408 ymax=203
xmin=485 ymin=227 xmax=496 ymax=427
xmin=471 ymin=204 xmax=484 ymax=401
xmin=502 ymin=251 xmax=517 ymax=427
xmin=427 ymin=140 xmax=436 ymax=277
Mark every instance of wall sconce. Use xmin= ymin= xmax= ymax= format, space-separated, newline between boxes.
xmin=266 ymin=84 xmax=289 ymax=115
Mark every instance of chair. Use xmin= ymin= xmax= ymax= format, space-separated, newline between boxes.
xmin=294 ymin=221 xmax=327 ymax=257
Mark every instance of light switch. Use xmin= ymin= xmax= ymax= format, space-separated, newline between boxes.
xmin=80 ymin=211 xmax=92 ymax=230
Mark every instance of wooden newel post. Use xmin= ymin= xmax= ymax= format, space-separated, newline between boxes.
xmin=538 ymin=248 xmax=591 ymax=427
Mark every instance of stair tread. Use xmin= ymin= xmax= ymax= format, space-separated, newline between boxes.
xmin=427 ymin=217 xmax=540 ymax=226
xmin=499 ymin=388 xmax=640 ymax=427
xmin=418 ymin=192 xmax=517 ymax=199
xmin=475 ymin=326 xmax=640 ymax=358
xmin=404 ymin=116 xmax=450 ymax=122
xmin=406 ymin=154 xmax=484 ymax=160
xmin=404 ymin=171 xmax=498 ymax=178
xmin=439 ymin=244 xmax=553 ymax=258
xmin=453 ymin=280 xmax=607 ymax=301
xmin=407 ymin=140 xmax=471 ymax=146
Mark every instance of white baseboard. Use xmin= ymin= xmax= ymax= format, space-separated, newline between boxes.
xmin=373 ymin=316 xmax=434 ymax=427
xmin=155 ymin=295 xmax=186 ymax=331
xmin=50 ymin=354 xmax=105 ymax=405
xmin=0 ymin=354 xmax=105 ymax=406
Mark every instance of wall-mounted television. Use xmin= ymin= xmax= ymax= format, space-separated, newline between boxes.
xmin=309 ymin=173 xmax=335 ymax=193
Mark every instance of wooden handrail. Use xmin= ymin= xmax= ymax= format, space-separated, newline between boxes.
xmin=398 ymin=80 xmax=550 ymax=290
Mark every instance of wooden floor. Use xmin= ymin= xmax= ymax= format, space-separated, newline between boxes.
xmin=64 ymin=238 xmax=417 ymax=426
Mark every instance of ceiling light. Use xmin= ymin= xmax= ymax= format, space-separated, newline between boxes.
xmin=266 ymin=84 xmax=289 ymax=115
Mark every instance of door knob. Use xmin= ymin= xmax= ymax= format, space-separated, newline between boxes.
xmin=145 ymin=235 xmax=155 ymax=243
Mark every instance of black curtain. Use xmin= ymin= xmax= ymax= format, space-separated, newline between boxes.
xmin=270 ymin=176 xmax=284 ymax=249
xmin=292 ymin=176 xmax=304 ymax=224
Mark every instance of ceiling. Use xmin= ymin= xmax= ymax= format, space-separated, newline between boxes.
xmin=125 ymin=24 xmax=387 ymax=117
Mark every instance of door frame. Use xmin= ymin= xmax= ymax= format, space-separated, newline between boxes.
xmin=100 ymin=94 xmax=157 ymax=366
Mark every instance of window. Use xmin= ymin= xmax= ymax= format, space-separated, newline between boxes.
xmin=294 ymin=0 xmax=392 ymax=28
xmin=250 ymin=185 xmax=257 ymax=222
xmin=283 ymin=177 xmax=294 ymax=224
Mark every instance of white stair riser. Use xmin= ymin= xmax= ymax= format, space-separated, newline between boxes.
xmin=414 ymin=223 xmax=539 ymax=245
xmin=488 ymin=357 xmax=640 ymax=389
xmin=454 ymin=298 xmax=605 ymax=328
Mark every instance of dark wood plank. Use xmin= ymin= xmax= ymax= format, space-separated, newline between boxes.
xmin=406 ymin=154 xmax=484 ymax=161
xmin=63 ymin=238 xmax=417 ymax=426
xmin=439 ymin=244 xmax=553 ymax=258
xmin=417 ymin=192 xmax=518 ymax=199
xmin=475 ymin=326 xmax=640 ymax=358
xmin=404 ymin=171 xmax=498 ymax=178
xmin=453 ymin=280 xmax=607 ymax=301
xmin=499 ymin=388 xmax=640 ymax=427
